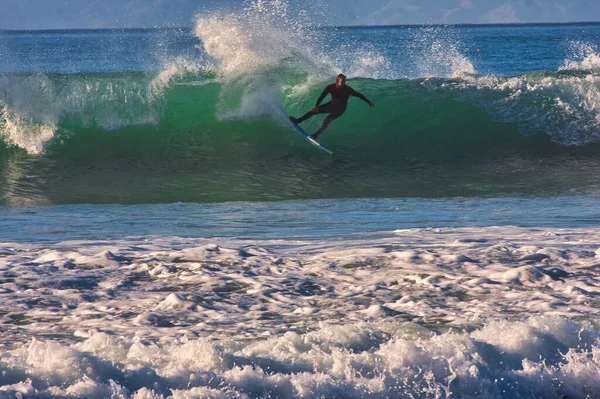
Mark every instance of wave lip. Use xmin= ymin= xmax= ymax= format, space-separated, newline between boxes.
xmin=0 ymin=72 xmax=166 ymax=155
xmin=561 ymin=41 xmax=600 ymax=72
xmin=1 ymin=106 xmax=55 ymax=155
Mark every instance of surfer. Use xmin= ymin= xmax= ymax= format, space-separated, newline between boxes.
xmin=289 ymin=74 xmax=375 ymax=141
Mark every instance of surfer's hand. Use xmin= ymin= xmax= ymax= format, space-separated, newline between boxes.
xmin=369 ymin=102 xmax=375 ymax=108
xmin=312 ymin=105 xmax=319 ymax=112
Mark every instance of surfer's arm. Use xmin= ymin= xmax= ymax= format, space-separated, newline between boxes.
xmin=312 ymin=87 xmax=330 ymax=111
xmin=351 ymin=89 xmax=375 ymax=108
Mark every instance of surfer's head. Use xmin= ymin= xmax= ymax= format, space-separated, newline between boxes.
xmin=336 ymin=74 xmax=346 ymax=88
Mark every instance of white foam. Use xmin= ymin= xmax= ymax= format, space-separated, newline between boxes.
xmin=2 ymin=226 xmax=600 ymax=396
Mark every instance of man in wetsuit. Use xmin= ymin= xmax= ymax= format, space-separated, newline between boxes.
xmin=289 ymin=74 xmax=375 ymax=141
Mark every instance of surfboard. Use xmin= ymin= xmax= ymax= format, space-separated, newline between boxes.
xmin=286 ymin=117 xmax=333 ymax=155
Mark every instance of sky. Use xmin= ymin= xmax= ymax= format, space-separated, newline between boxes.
xmin=0 ymin=0 xmax=599 ymax=30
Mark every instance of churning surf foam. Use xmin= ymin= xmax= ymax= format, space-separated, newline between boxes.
xmin=463 ymin=41 xmax=600 ymax=146
xmin=2 ymin=227 xmax=600 ymax=397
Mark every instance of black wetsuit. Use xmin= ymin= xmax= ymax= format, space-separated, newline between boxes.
xmin=293 ymin=83 xmax=371 ymax=139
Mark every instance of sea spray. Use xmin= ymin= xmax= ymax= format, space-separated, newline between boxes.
xmin=406 ymin=25 xmax=476 ymax=78
xmin=561 ymin=41 xmax=600 ymax=72
xmin=193 ymin=0 xmax=325 ymax=122
xmin=192 ymin=0 xmax=402 ymax=122
xmin=0 ymin=105 xmax=55 ymax=155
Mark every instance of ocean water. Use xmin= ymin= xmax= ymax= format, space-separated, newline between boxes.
xmin=2 ymin=1 xmax=600 ymax=397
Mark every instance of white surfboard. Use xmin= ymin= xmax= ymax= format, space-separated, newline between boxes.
xmin=286 ymin=117 xmax=333 ymax=154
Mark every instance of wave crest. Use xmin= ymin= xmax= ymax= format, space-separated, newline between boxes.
xmin=561 ymin=41 xmax=600 ymax=72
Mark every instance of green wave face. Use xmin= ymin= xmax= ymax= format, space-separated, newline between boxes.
xmin=2 ymin=69 xmax=600 ymax=206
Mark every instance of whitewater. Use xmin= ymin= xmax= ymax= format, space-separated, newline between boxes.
xmin=3 ymin=0 xmax=600 ymax=397
xmin=2 ymin=223 xmax=600 ymax=398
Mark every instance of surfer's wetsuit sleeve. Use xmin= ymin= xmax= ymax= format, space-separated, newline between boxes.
xmin=350 ymin=88 xmax=373 ymax=105
xmin=315 ymin=86 xmax=331 ymax=106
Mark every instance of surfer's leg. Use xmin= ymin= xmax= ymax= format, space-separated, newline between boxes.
xmin=291 ymin=112 xmax=313 ymax=124
xmin=293 ymin=103 xmax=332 ymax=124
xmin=311 ymin=111 xmax=342 ymax=140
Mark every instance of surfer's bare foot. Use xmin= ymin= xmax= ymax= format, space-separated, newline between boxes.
xmin=289 ymin=116 xmax=299 ymax=124
xmin=310 ymin=133 xmax=319 ymax=141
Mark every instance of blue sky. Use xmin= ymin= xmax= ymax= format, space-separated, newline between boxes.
xmin=0 ymin=0 xmax=599 ymax=29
